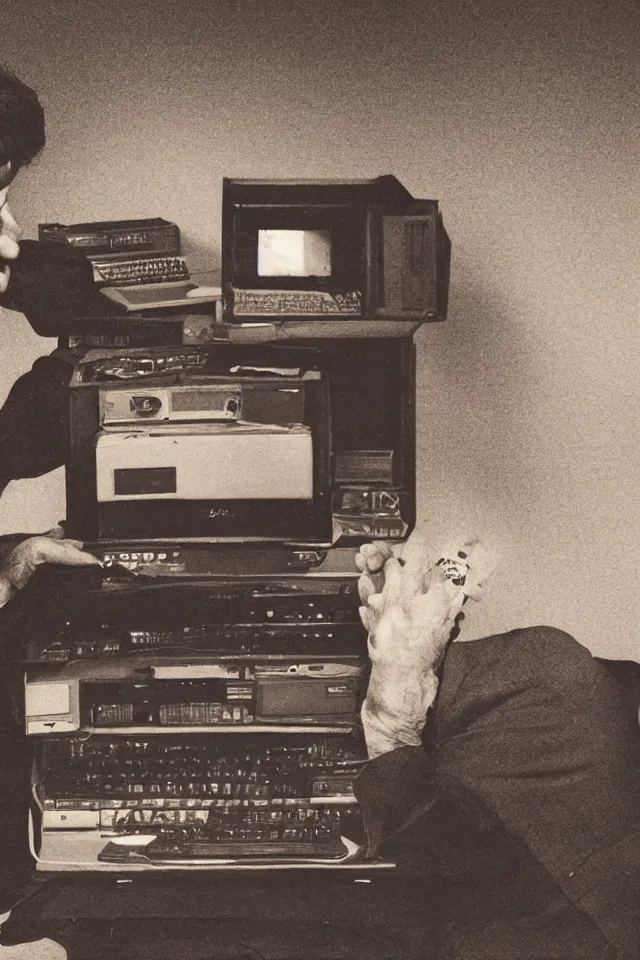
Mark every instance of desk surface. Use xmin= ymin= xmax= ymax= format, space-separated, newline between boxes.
xmin=2 ymin=872 xmax=435 ymax=959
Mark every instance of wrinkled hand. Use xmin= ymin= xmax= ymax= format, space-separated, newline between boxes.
xmin=0 ymin=526 xmax=101 ymax=607
xmin=357 ymin=534 xmax=468 ymax=759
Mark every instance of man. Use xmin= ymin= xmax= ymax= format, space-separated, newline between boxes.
xmin=355 ymin=533 xmax=639 ymax=959
xmin=0 ymin=64 xmax=112 ymax=501
xmin=0 ymin=68 xmax=101 ymax=943
xmin=0 ymin=65 xmax=100 ymax=601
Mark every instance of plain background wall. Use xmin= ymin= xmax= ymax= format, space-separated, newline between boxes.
xmin=0 ymin=0 xmax=637 ymax=659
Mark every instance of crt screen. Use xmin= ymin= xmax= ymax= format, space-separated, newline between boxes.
xmin=257 ymin=229 xmax=331 ymax=278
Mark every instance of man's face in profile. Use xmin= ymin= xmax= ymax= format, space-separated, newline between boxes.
xmin=0 ymin=161 xmax=21 ymax=295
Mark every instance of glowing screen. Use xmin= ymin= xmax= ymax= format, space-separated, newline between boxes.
xmin=257 ymin=229 xmax=331 ymax=277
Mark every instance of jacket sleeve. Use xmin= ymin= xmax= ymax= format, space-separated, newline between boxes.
xmin=353 ymin=745 xmax=440 ymax=864
xmin=0 ymin=239 xmax=111 ymax=336
xmin=0 ymin=349 xmax=79 ymax=492
xmin=353 ymin=743 xmax=557 ymax=890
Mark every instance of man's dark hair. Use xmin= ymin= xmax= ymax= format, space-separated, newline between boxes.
xmin=0 ymin=65 xmax=45 ymax=173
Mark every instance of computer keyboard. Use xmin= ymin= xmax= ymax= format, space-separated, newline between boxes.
xmin=96 ymin=256 xmax=190 ymax=286
xmin=43 ymin=734 xmax=363 ymax=800
xmin=143 ymin=834 xmax=350 ymax=861
xmin=101 ymin=802 xmax=355 ymax=861
xmin=40 ymin=734 xmax=366 ymax=863
xmin=232 ymin=289 xmax=362 ymax=316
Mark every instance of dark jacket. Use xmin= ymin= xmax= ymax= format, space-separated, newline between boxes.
xmin=0 ymin=238 xmax=109 ymax=336
xmin=354 ymin=629 xmax=640 ymax=960
xmin=0 ymin=240 xmax=111 ymax=492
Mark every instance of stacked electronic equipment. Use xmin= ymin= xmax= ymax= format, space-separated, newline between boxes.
xmin=24 ymin=175 xmax=450 ymax=873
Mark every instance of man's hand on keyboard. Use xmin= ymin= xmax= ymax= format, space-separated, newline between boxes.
xmin=0 ymin=525 xmax=101 ymax=607
xmin=356 ymin=530 xmax=493 ymax=760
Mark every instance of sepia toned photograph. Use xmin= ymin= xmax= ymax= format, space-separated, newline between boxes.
xmin=0 ymin=0 xmax=637 ymax=957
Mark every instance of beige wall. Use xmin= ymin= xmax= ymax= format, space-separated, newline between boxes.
xmin=0 ymin=0 xmax=638 ymax=659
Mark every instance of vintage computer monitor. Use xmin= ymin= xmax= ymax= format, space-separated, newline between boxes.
xmin=64 ymin=342 xmax=333 ymax=550
xmin=63 ymin=336 xmax=415 ymax=567
xmin=222 ymin=175 xmax=450 ymax=325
